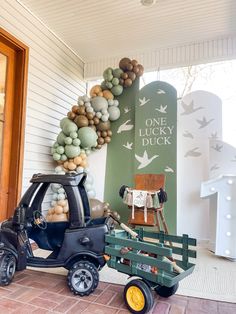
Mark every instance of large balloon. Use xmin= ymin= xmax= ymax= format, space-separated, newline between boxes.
xmin=108 ymin=106 xmax=120 ymax=121
xmin=91 ymin=96 xmax=108 ymax=112
xmin=78 ymin=127 xmax=98 ymax=149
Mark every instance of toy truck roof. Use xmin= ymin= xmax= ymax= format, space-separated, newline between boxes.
xmin=30 ymin=172 xmax=86 ymax=186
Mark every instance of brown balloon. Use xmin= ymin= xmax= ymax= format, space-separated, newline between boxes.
xmin=127 ymin=71 xmax=136 ymax=81
xmin=77 ymin=106 xmax=86 ymax=115
xmin=72 ymin=105 xmax=79 ymax=113
xmin=74 ymin=115 xmax=89 ymax=128
xmin=97 ymin=120 xmax=111 ymax=131
xmin=121 ymin=72 xmax=128 ymax=80
xmin=67 ymin=111 xmax=76 ymax=120
xmin=127 ymin=63 xmax=133 ymax=71
xmin=107 ymin=130 xmax=112 ymax=136
xmin=97 ymin=137 xmax=105 ymax=145
xmin=93 ymin=117 xmax=100 ymax=125
xmin=137 ymin=64 xmax=144 ymax=77
xmin=124 ymin=78 xmax=133 ymax=87
xmin=89 ymin=198 xmax=105 ymax=219
xmin=86 ymin=112 xmax=94 ymax=120
xmin=104 ymin=136 xmax=111 ymax=143
xmin=119 ymin=57 xmax=131 ymax=70
xmin=119 ymin=78 xmax=124 ymax=86
xmin=101 ymin=131 xmax=108 ymax=138
xmin=131 ymin=59 xmax=138 ymax=66
xmin=133 ymin=65 xmax=140 ymax=75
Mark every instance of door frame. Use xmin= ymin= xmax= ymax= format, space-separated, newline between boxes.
xmin=0 ymin=28 xmax=29 ymax=218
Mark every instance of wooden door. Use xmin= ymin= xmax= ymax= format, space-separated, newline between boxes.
xmin=0 ymin=28 xmax=28 ymax=221
xmin=0 ymin=41 xmax=16 ymax=219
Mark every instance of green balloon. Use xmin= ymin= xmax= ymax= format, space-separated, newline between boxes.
xmin=112 ymin=68 xmax=123 ymax=78
xmin=65 ymin=145 xmax=81 ymax=158
xmin=56 ymin=146 xmax=65 ymax=154
xmin=57 ymin=132 xmax=67 ymax=146
xmin=73 ymin=138 xmax=81 ymax=146
xmin=70 ymin=131 xmax=78 ymax=139
xmin=112 ymin=77 xmax=119 ymax=86
xmin=64 ymin=137 xmax=73 ymax=145
xmin=53 ymin=153 xmax=61 ymax=161
xmin=62 ymin=118 xmax=78 ymax=136
xmin=61 ymin=154 xmax=68 ymax=161
xmin=111 ymin=84 xmax=123 ymax=96
xmin=78 ymin=127 xmax=98 ymax=149
xmin=60 ymin=117 xmax=68 ymax=129
xmin=53 ymin=142 xmax=59 ymax=148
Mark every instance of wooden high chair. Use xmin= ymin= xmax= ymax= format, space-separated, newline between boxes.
xmin=128 ymin=174 xmax=170 ymax=236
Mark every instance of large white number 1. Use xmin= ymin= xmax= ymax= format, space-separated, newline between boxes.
xmin=201 ymin=175 xmax=235 ymax=259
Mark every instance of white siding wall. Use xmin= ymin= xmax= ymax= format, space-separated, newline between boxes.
xmin=0 ymin=0 xmax=86 ymax=207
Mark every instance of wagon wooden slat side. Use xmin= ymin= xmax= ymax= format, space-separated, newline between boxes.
xmin=105 ymin=229 xmax=196 ymax=288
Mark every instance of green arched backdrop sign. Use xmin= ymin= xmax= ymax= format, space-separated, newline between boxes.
xmin=104 ymin=80 xmax=177 ymax=234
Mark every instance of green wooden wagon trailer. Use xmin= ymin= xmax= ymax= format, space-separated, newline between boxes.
xmin=105 ymin=229 xmax=197 ymax=314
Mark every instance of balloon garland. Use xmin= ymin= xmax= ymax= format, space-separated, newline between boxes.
xmin=47 ymin=58 xmax=144 ymax=222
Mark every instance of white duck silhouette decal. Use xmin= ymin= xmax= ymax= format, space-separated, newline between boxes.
xmin=164 ymin=166 xmax=174 ymax=173
xmin=155 ymin=105 xmax=167 ymax=114
xmin=124 ymin=107 xmax=131 ymax=114
xmin=156 ymin=89 xmax=166 ymax=94
xmin=184 ymin=147 xmax=202 ymax=157
xmin=123 ymin=142 xmax=133 ymax=150
xmin=181 ymin=100 xmax=203 ymax=115
xmin=139 ymin=97 xmax=150 ymax=107
xmin=211 ymin=144 xmax=223 ymax=152
xmin=196 ymin=116 xmax=214 ymax=129
xmin=117 ymin=120 xmax=134 ymax=134
xmin=135 ymin=150 xmax=159 ymax=169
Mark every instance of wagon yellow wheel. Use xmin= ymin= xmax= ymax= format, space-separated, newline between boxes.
xmin=124 ymin=279 xmax=154 ymax=314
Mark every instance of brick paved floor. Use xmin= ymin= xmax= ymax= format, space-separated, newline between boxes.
xmin=0 ymin=269 xmax=235 ymax=314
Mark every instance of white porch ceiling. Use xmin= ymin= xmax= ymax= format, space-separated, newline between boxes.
xmin=20 ymin=0 xmax=236 ymax=64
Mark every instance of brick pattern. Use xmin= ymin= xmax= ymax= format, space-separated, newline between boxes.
xmin=0 ymin=270 xmax=235 ymax=313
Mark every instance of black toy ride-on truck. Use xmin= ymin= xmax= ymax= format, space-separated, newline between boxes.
xmin=0 ymin=172 xmax=113 ymax=296
xmin=0 ymin=172 xmax=197 ymax=314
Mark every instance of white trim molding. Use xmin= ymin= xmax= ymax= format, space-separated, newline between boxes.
xmin=84 ymin=35 xmax=236 ymax=80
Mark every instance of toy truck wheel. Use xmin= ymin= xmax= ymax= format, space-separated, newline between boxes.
xmin=67 ymin=261 xmax=99 ymax=296
xmin=0 ymin=252 xmax=16 ymax=286
xmin=155 ymin=282 xmax=179 ymax=298
xmin=124 ymin=279 xmax=154 ymax=314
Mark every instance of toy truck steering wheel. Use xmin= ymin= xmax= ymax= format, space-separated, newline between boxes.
xmin=33 ymin=210 xmax=47 ymax=230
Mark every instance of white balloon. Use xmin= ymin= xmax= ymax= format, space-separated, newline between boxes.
xmin=78 ymin=99 xmax=84 ymax=106
xmin=55 ymin=166 xmax=63 ymax=173
xmin=101 ymin=108 xmax=108 ymax=115
xmin=58 ymin=193 xmax=66 ymax=200
xmin=51 ymin=200 xmax=57 ymax=207
xmin=96 ymin=112 xmax=102 ymax=119
xmin=58 ymin=171 xmax=66 ymax=175
xmin=101 ymin=115 xmax=109 ymax=122
xmin=83 ymin=95 xmax=90 ymax=102
xmin=85 ymin=183 xmax=92 ymax=191
xmin=52 ymin=193 xmax=58 ymax=200
xmin=84 ymin=102 xmax=91 ymax=108
xmin=51 ymin=183 xmax=61 ymax=193
xmin=86 ymin=174 xmax=94 ymax=184
xmin=76 ymin=166 xmax=84 ymax=173
xmin=58 ymin=188 xmax=65 ymax=194
xmin=87 ymin=189 xmax=96 ymax=199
